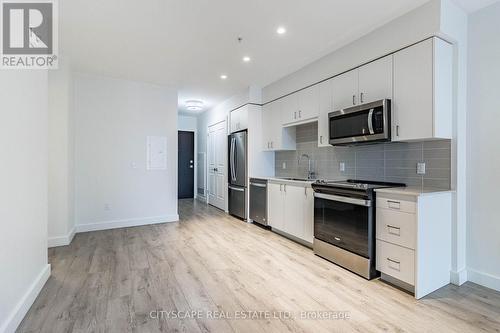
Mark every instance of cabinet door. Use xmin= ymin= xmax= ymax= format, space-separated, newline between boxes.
xmin=283 ymin=184 xmax=304 ymax=238
xmin=393 ymin=39 xmax=433 ymax=141
xmin=332 ymin=69 xmax=359 ymax=111
xmin=271 ymin=98 xmax=284 ymax=150
xmin=268 ymin=183 xmax=283 ymax=230
xmin=236 ymin=105 xmax=248 ymax=131
xmin=303 ymin=187 xmax=314 ymax=243
xmin=230 ymin=108 xmax=240 ymax=133
xmin=261 ymin=103 xmax=273 ymax=150
xmin=281 ymin=93 xmax=298 ymax=124
xmin=297 ymin=85 xmax=319 ymax=121
xmin=318 ymin=79 xmax=333 ymax=147
xmin=358 ymin=55 xmax=393 ymax=104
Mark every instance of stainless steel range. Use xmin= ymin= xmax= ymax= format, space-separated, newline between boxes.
xmin=311 ymin=179 xmax=405 ymax=279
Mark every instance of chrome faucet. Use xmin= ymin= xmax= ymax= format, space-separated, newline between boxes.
xmin=299 ymin=153 xmax=316 ymax=180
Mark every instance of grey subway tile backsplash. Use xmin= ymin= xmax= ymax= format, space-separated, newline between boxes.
xmin=275 ymin=122 xmax=451 ymax=190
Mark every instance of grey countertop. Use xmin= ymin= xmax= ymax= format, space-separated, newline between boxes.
xmin=375 ymin=186 xmax=454 ymax=196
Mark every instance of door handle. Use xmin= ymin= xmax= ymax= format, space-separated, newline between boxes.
xmin=228 ymin=186 xmax=245 ymax=192
xmin=367 ymin=108 xmax=374 ymax=135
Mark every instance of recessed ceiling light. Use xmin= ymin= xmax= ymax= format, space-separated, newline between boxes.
xmin=242 ymin=56 xmax=251 ymax=63
xmin=277 ymin=26 xmax=286 ymax=35
xmin=220 ymin=74 xmax=228 ymax=80
xmin=185 ymin=100 xmax=204 ymax=112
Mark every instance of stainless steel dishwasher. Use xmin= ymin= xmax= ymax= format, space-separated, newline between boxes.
xmin=249 ymin=178 xmax=268 ymax=226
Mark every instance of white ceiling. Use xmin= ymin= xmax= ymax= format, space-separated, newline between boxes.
xmin=61 ymin=0 xmax=492 ymax=115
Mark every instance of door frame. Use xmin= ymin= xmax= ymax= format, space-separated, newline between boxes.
xmin=177 ymin=130 xmax=196 ymax=199
xmin=206 ymin=118 xmax=228 ymax=211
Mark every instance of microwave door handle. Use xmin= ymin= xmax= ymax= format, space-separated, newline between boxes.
xmin=368 ymin=108 xmax=375 ymax=135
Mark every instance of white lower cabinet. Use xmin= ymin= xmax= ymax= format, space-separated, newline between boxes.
xmin=268 ymin=181 xmax=314 ymax=245
xmin=375 ymin=189 xmax=452 ymax=299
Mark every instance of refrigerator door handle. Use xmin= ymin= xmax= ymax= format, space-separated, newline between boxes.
xmin=230 ymin=137 xmax=236 ymax=182
xmin=233 ymin=137 xmax=237 ymax=182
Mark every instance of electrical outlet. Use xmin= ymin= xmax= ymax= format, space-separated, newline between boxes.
xmin=417 ymin=162 xmax=426 ymax=175
xmin=282 ymin=162 xmax=287 ymax=169
xmin=339 ymin=162 xmax=346 ymax=172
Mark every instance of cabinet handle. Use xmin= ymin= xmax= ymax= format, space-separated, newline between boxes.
xmin=320 ymin=135 xmax=323 ymax=144
xmin=284 ymin=184 xmax=287 ymax=192
xmin=280 ymin=184 xmax=283 ymax=191
xmin=396 ymin=125 xmax=400 ymax=137
xmin=387 ymin=200 xmax=401 ymax=210
xmin=304 ymin=187 xmax=307 ymax=196
xmin=352 ymin=95 xmax=356 ymax=105
xmin=299 ymin=110 xmax=302 ymax=118
xmin=271 ymin=142 xmax=274 ymax=149
xmin=360 ymin=92 xmax=364 ymax=104
xmin=294 ymin=111 xmax=297 ymax=119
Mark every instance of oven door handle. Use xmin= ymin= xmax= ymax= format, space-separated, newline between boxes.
xmin=314 ymin=192 xmax=372 ymax=207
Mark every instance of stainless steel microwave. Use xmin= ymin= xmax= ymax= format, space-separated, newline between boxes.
xmin=328 ymin=99 xmax=391 ymax=146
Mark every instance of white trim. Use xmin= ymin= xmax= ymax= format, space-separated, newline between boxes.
xmin=468 ymin=268 xmax=500 ymax=292
xmin=75 ymin=214 xmax=179 ymax=233
xmin=450 ymin=269 xmax=468 ymax=286
xmin=47 ymin=226 xmax=76 ymax=248
xmin=0 ymin=264 xmax=51 ymax=333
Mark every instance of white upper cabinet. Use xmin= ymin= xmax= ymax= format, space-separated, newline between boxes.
xmin=333 ymin=55 xmax=393 ymax=111
xmin=230 ymin=105 xmax=248 ymax=133
xmin=393 ymin=38 xmax=452 ymax=141
xmin=318 ymin=79 xmax=333 ymax=147
xmin=262 ymin=99 xmax=296 ymax=151
xmin=358 ymin=55 xmax=393 ymax=104
xmin=297 ymin=85 xmax=319 ymax=121
xmin=332 ymin=69 xmax=358 ymax=111
xmin=281 ymin=85 xmax=319 ymax=125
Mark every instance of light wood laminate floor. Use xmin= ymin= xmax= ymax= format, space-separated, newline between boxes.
xmin=18 ymin=199 xmax=500 ymax=333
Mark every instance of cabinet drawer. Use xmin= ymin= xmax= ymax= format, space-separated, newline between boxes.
xmin=377 ymin=196 xmax=416 ymax=214
xmin=376 ymin=209 xmax=416 ymax=249
xmin=376 ymin=240 xmax=415 ymax=285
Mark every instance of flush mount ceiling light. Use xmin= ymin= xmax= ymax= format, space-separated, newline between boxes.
xmin=276 ymin=26 xmax=286 ymax=35
xmin=242 ymin=56 xmax=251 ymax=63
xmin=220 ymin=74 xmax=228 ymax=80
xmin=185 ymin=100 xmax=204 ymax=112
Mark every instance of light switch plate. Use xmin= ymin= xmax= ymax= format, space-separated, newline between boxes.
xmin=417 ymin=162 xmax=426 ymax=175
xmin=339 ymin=162 xmax=346 ymax=172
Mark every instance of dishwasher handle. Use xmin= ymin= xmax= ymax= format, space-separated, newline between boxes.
xmin=250 ymin=182 xmax=267 ymax=188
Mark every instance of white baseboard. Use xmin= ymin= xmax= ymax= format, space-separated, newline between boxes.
xmin=0 ymin=264 xmax=51 ymax=333
xmin=75 ymin=214 xmax=179 ymax=233
xmin=47 ymin=227 xmax=76 ymax=248
xmin=467 ymin=268 xmax=500 ymax=292
xmin=450 ymin=269 xmax=468 ymax=286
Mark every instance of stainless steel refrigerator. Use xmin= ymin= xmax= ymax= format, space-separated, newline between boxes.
xmin=228 ymin=130 xmax=247 ymax=220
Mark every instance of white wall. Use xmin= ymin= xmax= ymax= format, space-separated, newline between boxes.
xmin=0 ymin=71 xmax=50 ymax=333
xmin=178 ymin=115 xmax=197 ymax=131
xmin=48 ymin=59 xmax=75 ymax=247
xmin=467 ymin=1 xmax=500 ymax=291
xmin=74 ymin=74 xmax=178 ymax=231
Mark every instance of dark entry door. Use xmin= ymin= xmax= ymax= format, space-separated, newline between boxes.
xmin=178 ymin=131 xmax=194 ymax=199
